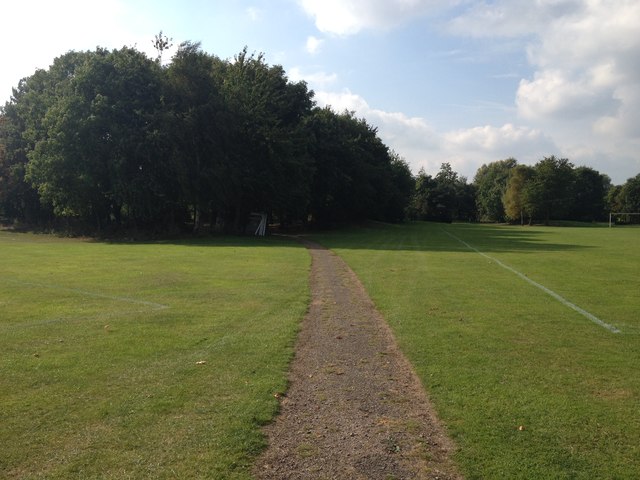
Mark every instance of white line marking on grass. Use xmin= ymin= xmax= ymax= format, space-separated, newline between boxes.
xmin=2 ymin=278 xmax=169 ymax=310
xmin=442 ymin=229 xmax=621 ymax=334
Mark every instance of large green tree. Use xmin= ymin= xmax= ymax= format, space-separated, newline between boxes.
xmin=0 ymin=111 xmax=46 ymax=223
xmin=25 ymin=48 xmax=166 ymax=230
xmin=503 ymin=160 xmax=615 ymax=225
xmin=382 ymin=151 xmax=415 ymax=222
xmin=474 ymin=158 xmax=518 ymax=222
xmin=0 ymin=55 xmax=92 ymax=226
xmin=523 ymin=156 xmax=575 ymax=225
xmin=2 ymin=41 xmax=414 ymax=234
xmin=217 ymin=48 xmax=315 ymax=232
xmin=503 ymin=164 xmax=535 ymax=225
xmin=410 ymin=163 xmax=474 ymax=222
xmin=410 ymin=168 xmax=438 ymax=221
xmin=306 ymin=108 xmax=391 ymax=225
xmin=165 ymin=42 xmax=225 ymax=232
xmin=570 ymin=166 xmax=611 ymax=221
xmin=611 ymin=174 xmax=640 ymax=221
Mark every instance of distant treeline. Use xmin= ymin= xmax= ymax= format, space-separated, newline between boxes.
xmin=0 ymin=41 xmax=413 ymax=234
xmin=413 ymin=158 xmax=640 ymax=225
xmin=1 ymin=41 xmax=639 ymax=234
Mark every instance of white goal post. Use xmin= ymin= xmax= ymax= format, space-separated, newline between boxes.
xmin=254 ymin=212 xmax=268 ymax=236
xmin=609 ymin=212 xmax=640 ymax=227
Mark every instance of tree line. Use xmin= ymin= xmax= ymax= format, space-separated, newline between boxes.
xmin=474 ymin=157 xmax=640 ymax=224
xmin=1 ymin=41 xmax=639 ymax=234
xmin=0 ymin=41 xmax=413 ymax=234
xmin=411 ymin=157 xmax=640 ymax=225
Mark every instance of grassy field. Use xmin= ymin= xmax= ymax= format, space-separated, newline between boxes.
xmin=3 ymin=224 xmax=639 ymax=479
xmin=0 ymin=231 xmax=309 ymax=479
xmin=311 ymin=222 xmax=640 ymax=479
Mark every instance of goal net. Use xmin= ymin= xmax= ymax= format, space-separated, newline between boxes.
xmin=609 ymin=212 xmax=640 ymax=227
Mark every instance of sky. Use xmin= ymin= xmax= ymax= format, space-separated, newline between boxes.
xmin=1 ymin=0 xmax=639 ymax=184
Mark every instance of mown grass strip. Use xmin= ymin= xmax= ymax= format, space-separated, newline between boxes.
xmin=0 ymin=231 xmax=309 ymax=479
xmin=311 ymin=222 xmax=640 ymax=479
xmin=441 ymin=228 xmax=621 ymax=334
xmin=3 ymin=278 xmax=170 ymax=310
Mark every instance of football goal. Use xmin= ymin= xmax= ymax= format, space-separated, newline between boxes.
xmin=609 ymin=212 xmax=640 ymax=227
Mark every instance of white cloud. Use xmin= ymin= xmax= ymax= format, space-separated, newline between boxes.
xmin=288 ymin=67 xmax=338 ymax=88
xmin=593 ymin=86 xmax=640 ymax=138
xmin=297 ymin=0 xmax=640 ymax=180
xmin=444 ymin=124 xmax=556 ymax=160
xmin=297 ymin=0 xmax=454 ymax=35
xmin=445 ymin=0 xmax=640 ymax=181
xmin=314 ymin=89 xmax=444 ymax=171
xmin=313 ymin=89 xmax=558 ymax=179
xmin=516 ymin=70 xmax=620 ymax=120
xmin=306 ymin=36 xmax=324 ymax=54
xmin=314 ymin=89 xmax=369 ymax=111
xmin=447 ymin=0 xmax=585 ymax=38
xmin=513 ymin=0 xmax=640 ymax=156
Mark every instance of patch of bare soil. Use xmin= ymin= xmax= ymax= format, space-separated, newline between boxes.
xmin=253 ymin=239 xmax=462 ymax=480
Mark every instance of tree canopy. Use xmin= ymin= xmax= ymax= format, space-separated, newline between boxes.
xmin=1 ymin=41 xmax=637 ymax=233
xmin=474 ymin=158 xmax=517 ymax=222
xmin=0 ymin=43 xmax=412 ymax=234
xmin=412 ymin=157 xmax=626 ymax=226
xmin=609 ymin=173 xmax=640 ymax=219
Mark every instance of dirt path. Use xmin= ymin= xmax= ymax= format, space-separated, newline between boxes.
xmin=253 ymin=239 xmax=462 ymax=479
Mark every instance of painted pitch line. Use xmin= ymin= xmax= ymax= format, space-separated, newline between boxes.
xmin=2 ymin=278 xmax=169 ymax=310
xmin=442 ymin=229 xmax=621 ymax=334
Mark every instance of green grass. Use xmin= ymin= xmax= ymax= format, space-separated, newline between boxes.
xmin=0 ymin=231 xmax=309 ymax=479
xmin=311 ymin=222 xmax=640 ymax=479
xmin=4 ymin=224 xmax=639 ymax=478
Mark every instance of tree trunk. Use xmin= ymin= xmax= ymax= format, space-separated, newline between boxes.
xmin=232 ymin=202 xmax=246 ymax=234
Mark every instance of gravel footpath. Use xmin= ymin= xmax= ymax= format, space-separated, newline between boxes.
xmin=253 ymin=238 xmax=462 ymax=479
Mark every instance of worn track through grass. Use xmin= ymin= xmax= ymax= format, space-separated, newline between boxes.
xmin=253 ymin=238 xmax=461 ymax=479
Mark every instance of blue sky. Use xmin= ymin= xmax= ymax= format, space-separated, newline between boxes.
xmin=2 ymin=0 xmax=639 ymax=183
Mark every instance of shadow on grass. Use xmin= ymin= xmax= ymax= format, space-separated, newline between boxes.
xmin=305 ymin=221 xmax=596 ymax=254
xmin=96 ymin=233 xmax=307 ymax=249
xmin=2 ymin=222 xmax=598 ymax=254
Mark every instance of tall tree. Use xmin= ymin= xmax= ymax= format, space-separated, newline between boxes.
xmin=410 ymin=168 xmax=438 ymax=221
xmin=456 ymin=179 xmax=477 ymax=222
xmin=382 ymin=151 xmax=415 ymax=222
xmin=432 ymin=163 xmax=475 ymax=222
xmin=305 ymin=107 xmax=354 ymax=224
xmin=503 ymin=164 xmax=535 ymax=225
xmin=165 ymin=42 xmax=225 ymax=232
xmin=26 ymin=48 xmax=166 ymax=230
xmin=410 ymin=163 xmax=473 ymax=222
xmin=2 ymin=52 xmax=96 ymax=226
xmin=2 ymin=40 xmax=414 ymax=234
xmin=2 ymin=54 xmax=93 ymax=226
xmin=0 ymin=110 xmax=47 ymax=223
xmin=432 ymin=163 xmax=458 ymax=222
xmin=218 ymin=48 xmax=315 ymax=232
xmin=614 ymin=174 xmax=640 ymax=218
xmin=525 ymin=156 xmax=575 ymax=225
xmin=305 ymin=108 xmax=404 ymax=225
xmin=474 ymin=158 xmax=518 ymax=222
xmin=607 ymin=184 xmax=623 ymax=213
xmin=607 ymin=175 xmax=640 ymax=224
xmin=570 ymin=166 xmax=610 ymax=221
